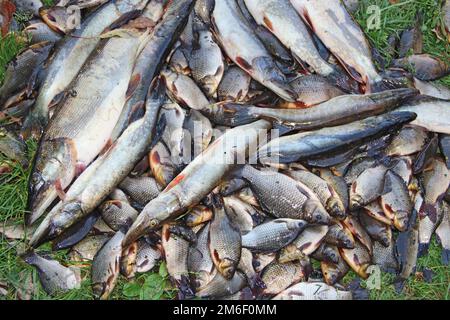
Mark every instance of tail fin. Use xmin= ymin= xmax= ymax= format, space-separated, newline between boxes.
xmin=347 ymin=278 xmax=369 ymax=300
xmin=327 ymin=68 xmax=360 ymax=93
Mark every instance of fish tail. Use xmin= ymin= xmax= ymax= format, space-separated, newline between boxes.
xmin=393 ymin=277 xmax=406 ymax=293
xmin=327 ymin=68 xmax=359 ymax=93
xmin=442 ymin=249 xmax=450 ymax=265
xmin=21 ymin=250 xmax=38 ymax=264
xmin=347 ymin=278 xmax=369 ymax=300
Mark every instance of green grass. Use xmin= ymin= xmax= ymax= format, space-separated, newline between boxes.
xmin=1 ymin=0 xmax=450 ymax=300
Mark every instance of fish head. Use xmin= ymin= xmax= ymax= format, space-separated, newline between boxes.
xmin=303 ymin=199 xmax=331 ymax=225
xmin=326 ymin=197 xmax=346 ymax=220
xmin=277 ymin=244 xmax=303 ymax=264
xmin=394 ymin=211 xmax=409 ymax=232
xmin=349 ymin=194 xmax=364 ymax=211
xmin=218 ymin=258 xmax=236 ymax=280
xmin=48 ymin=201 xmax=83 ymax=238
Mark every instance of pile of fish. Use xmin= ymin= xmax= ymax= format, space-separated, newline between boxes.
xmin=1 ymin=0 xmax=450 ymax=300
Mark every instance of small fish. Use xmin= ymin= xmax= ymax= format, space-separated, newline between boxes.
xmin=100 ymin=200 xmax=138 ymax=231
xmin=341 ymin=216 xmax=373 ymax=255
xmin=439 ymin=134 xmax=450 ymax=168
xmin=184 ymin=205 xmax=213 ymax=227
xmin=39 ymin=6 xmax=79 ymax=34
xmin=320 ymin=255 xmax=350 ymax=285
xmin=391 ymin=156 xmax=413 ymax=185
xmin=188 ymin=223 xmax=214 ymax=289
xmin=217 ymin=66 xmax=251 ymax=102
xmin=278 ymin=225 xmax=329 ymax=263
xmin=14 ymin=0 xmax=42 ymax=16
xmin=237 ymin=248 xmax=261 ymax=289
xmin=260 ymin=259 xmax=309 ymax=296
xmin=223 ymin=196 xmax=261 ymax=234
xmin=273 ymin=282 xmax=356 ymax=300
xmin=372 ymin=238 xmax=398 ymax=274
xmin=120 ymin=241 xmax=138 ymax=279
xmin=22 ymin=251 xmax=81 ymax=296
xmin=418 ymin=192 xmax=443 ymax=257
xmin=350 ymin=164 xmax=388 ymax=210
xmin=119 ymin=176 xmax=161 ymax=207
xmin=392 ymin=54 xmax=450 ymax=81
xmin=161 ymin=223 xmax=190 ymax=285
xmin=312 ymin=243 xmax=340 ymax=264
xmin=149 ymin=141 xmax=178 ymax=188
xmin=68 ymin=235 xmax=110 ymax=262
xmin=209 ymin=197 xmax=241 ymax=280
xmin=385 ymin=125 xmax=429 ymax=157
xmin=343 ymin=157 xmax=377 ymax=185
xmin=0 ymin=128 xmax=28 ymax=166
xmin=413 ymin=135 xmax=439 ymax=174
xmin=196 ymin=269 xmax=247 ymax=299
xmin=361 ymin=202 xmax=393 ymax=226
xmin=314 ymin=169 xmax=349 ymax=214
xmin=398 ymin=13 xmax=423 ymax=58
xmin=435 ymin=201 xmax=450 ymax=265
xmin=413 ymin=78 xmax=450 ymax=100
xmin=359 ymin=212 xmax=392 ymax=247
xmin=242 ymin=218 xmax=307 ymax=252
xmin=339 ymin=240 xmax=371 ymax=279
xmin=24 ymin=22 xmax=62 ymax=44
xmin=323 ymin=223 xmax=355 ymax=249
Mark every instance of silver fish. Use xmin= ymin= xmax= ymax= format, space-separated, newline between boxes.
xmin=273 ymin=282 xmax=353 ymax=300
xmin=435 ymin=201 xmax=450 ymax=265
xmin=68 ymin=235 xmax=110 ymax=262
xmin=217 ymin=66 xmax=251 ymax=102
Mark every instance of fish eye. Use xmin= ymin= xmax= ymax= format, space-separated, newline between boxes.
xmin=149 ymin=219 xmax=159 ymax=228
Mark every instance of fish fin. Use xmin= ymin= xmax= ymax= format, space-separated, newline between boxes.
xmin=422 ymin=268 xmax=433 ymax=283
xmin=176 ymin=275 xmax=195 ymax=300
xmin=148 ymin=113 xmax=167 ymax=151
xmin=214 ymin=103 xmax=257 ymax=127
xmin=54 ymin=179 xmax=66 ymax=201
xmin=75 ymin=162 xmax=86 ymax=177
xmin=393 ymin=277 xmax=406 ymax=293
xmin=126 ymin=74 xmax=141 ymax=100
xmin=127 ymin=101 xmax=145 ymax=125
xmin=99 ymin=139 xmax=114 ymax=156
xmin=420 ymin=202 xmax=438 ymax=222
xmin=272 ymin=122 xmax=296 ymax=136
xmin=106 ymin=9 xmax=143 ymax=31
xmin=327 ymin=67 xmax=359 ymax=94
xmin=48 ymin=90 xmax=66 ymax=110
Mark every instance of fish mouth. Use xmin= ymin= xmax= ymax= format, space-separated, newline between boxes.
xmin=26 ymin=182 xmax=57 ymax=226
xmin=349 ymin=195 xmax=364 ymax=211
xmin=218 ymin=259 xmax=236 ymax=280
xmin=327 ymin=199 xmax=346 ymax=220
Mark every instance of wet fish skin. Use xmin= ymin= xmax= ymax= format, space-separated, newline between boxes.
xmin=24 ymin=21 xmax=62 ymax=44
xmin=278 ymin=225 xmax=328 ymax=263
xmin=339 ymin=240 xmax=371 ymax=279
xmin=22 ymin=0 xmax=150 ymax=139
xmin=68 ymin=235 xmax=110 ymax=262
xmin=359 ymin=212 xmax=392 ymax=247
xmin=209 ymin=197 xmax=241 ymax=280
xmin=149 ymin=141 xmax=178 ymax=188
xmin=258 ymin=112 xmax=417 ymax=164
xmin=111 ymin=0 xmax=194 ymax=141
xmin=291 ymin=0 xmax=384 ymax=93
xmin=242 ymin=218 xmax=307 ymax=252
xmin=311 ymin=243 xmax=340 ymax=264
xmin=100 ymin=200 xmax=138 ymax=231
xmin=260 ymin=259 xmax=309 ymax=296
xmin=29 ymin=77 xmax=166 ymax=247
xmin=184 ymin=205 xmax=213 ymax=227
xmin=344 ymin=157 xmax=377 ymax=185
xmin=119 ymin=176 xmax=161 ymax=207
xmin=315 ymin=169 xmax=349 ymax=214
xmin=183 ymin=109 xmax=213 ymax=161
xmin=92 ymin=230 xmax=124 ymax=299
xmin=196 ymin=270 xmax=247 ymax=299
xmin=435 ymin=201 xmax=450 ymax=265
xmin=14 ymin=0 xmax=42 ymax=16
xmin=413 ymin=78 xmax=450 ymax=100
xmin=135 ymin=238 xmax=161 ymax=273
xmin=418 ymin=193 xmax=443 ymax=257
xmin=212 ymin=0 xmax=296 ymax=102
xmin=217 ymin=66 xmax=251 ymax=102
xmin=361 ymin=201 xmax=392 ymax=226
xmin=26 ymin=29 xmax=151 ymax=226
xmin=22 ymin=251 xmax=80 ymax=296
xmin=162 ymin=224 xmax=190 ymax=283
xmin=320 ymin=255 xmax=350 ymax=285
xmin=39 ymin=6 xmax=79 ymax=34
xmin=324 ymin=223 xmax=355 ymax=249
xmin=397 ymin=97 xmax=450 ymax=134
xmin=286 ymin=169 xmax=346 ymax=220
xmin=413 ymin=134 xmax=438 ymax=174
xmin=239 ymin=165 xmax=331 ymax=224
xmin=120 ymin=241 xmax=138 ymax=279
xmin=350 ymin=164 xmax=388 ymax=211
xmin=223 ymin=196 xmax=258 ymax=234
xmin=439 ymin=134 xmax=450 ymax=169
xmin=341 ymin=216 xmax=373 ymax=255
xmin=373 ymin=237 xmax=398 ymax=274
xmin=122 ymin=120 xmax=271 ymax=247
xmin=385 ymin=125 xmax=429 ymax=157
xmin=393 ymin=54 xmax=450 ymax=81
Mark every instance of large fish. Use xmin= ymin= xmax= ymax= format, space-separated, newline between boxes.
xmin=26 ymin=29 xmax=152 ymax=225
xmin=258 ymin=112 xmax=417 ymax=164
xmin=29 ymin=78 xmax=166 ymax=247
xmin=211 ymin=0 xmax=296 ymax=101
xmin=122 ymin=120 xmax=272 ymax=247
xmin=111 ymin=0 xmax=195 ymax=141
xmin=22 ymin=0 xmax=150 ymax=138
xmin=290 ymin=0 xmax=386 ymax=92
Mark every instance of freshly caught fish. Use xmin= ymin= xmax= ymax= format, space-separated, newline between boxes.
xmin=217 ymin=66 xmax=251 ymax=102
xmin=188 ymin=223 xmax=214 ymax=289
xmin=385 ymin=125 xmax=428 ymax=157
xmin=209 ymin=197 xmax=241 ymax=280
xmin=419 ymin=157 xmax=450 ymax=220
xmin=391 ymin=156 xmax=413 ymax=185
xmin=111 ymin=0 xmax=194 ymax=141
xmin=122 ymin=120 xmax=271 ymax=247
xmin=395 ymin=209 xmax=419 ymax=292
xmin=237 ymin=248 xmax=260 ymax=289
xmin=169 ymin=44 xmax=190 ymax=75
xmin=68 ymin=234 xmax=110 ymax=262
xmin=260 ymin=259 xmax=309 ymax=296
xmin=372 ymin=237 xmax=398 ymax=273
xmin=30 ymin=77 xmax=166 ymax=247
xmin=344 ymin=157 xmax=376 ymax=185
xmin=361 ymin=202 xmax=393 ymax=226
xmin=321 ymin=254 xmax=350 ymax=285
xmin=121 ymin=241 xmax=138 ymax=279
xmin=196 ymin=270 xmax=247 ymax=299
xmin=22 ymin=0 xmax=150 ymax=138
xmin=212 ymin=0 xmax=296 ymax=101
xmin=119 ymin=176 xmax=161 ymax=206
xmin=286 ymin=169 xmax=346 ymax=219
xmin=397 ymin=96 xmax=450 ymax=134
xmin=22 ymin=251 xmax=80 ymax=296
xmin=26 ymin=29 xmax=151 ymax=226
xmin=413 ymin=78 xmax=450 ymax=100
xmin=323 ymin=223 xmax=354 ymax=249
xmin=209 ymin=88 xmax=417 ymax=129
xmin=67 ymin=0 xmax=110 ymax=9
xmin=435 ymin=201 xmax=450 ymax=265
xmin=183 ymin=109 xmax=213 ymax=159
xmin=349 ymin=164 xmax=388 ymax=210
xmin=0 ymin=128 xmax=27 ymax=166
xmin=188 ymin=20 xmax=224 ymax=96
xmin=413 ymin=134 xmax=439 ymax=174
xmin=359 ymin=212 xmax=392 ymax=247
xmin=311 ymin=243 xmax=340 ymax=264
xmin=159 ymin=101 xmax=186 ymax=166
xmin=149 ymin=142 xmax=178 ymax=187
xmin=52 ymin=211 xmax=100 ymax=250
xmin=244 ymin=0 xmax=352 ymax=91
xmin=162 ymin=68 xmax=210 ymax=110
xmin=398 ymin=14 xmax=423 ymax=58
xmin=223 ymin=196 xmax=259 ymax=234
xmin=258 ymin=112 xmax=417 ymax=164
xmin=238 ymin=165 xmax=331 ymax=224
xmin=291 ymin=0 xmax=385 ymax=92
xmin=0 ymin=41 xmax=53 ymax=107
xmin=278 ymin=225 xmax=328 ymax=263
xmin=339 ymin=240 xmax=371 ymax=279
xmin=135 ymin=238 xmax=161 ymax=273
xmin=418 ymin=193 xmax=443 ymax=256
xmin=242 ymin=218 xmax=307 ymax=252
xmin=13 ymin=0 xmax=42 ymax=16
xmin=341 ymin=216 xmax=373 ymax=255
xmin=0 ymin=221 xmax=36 ymax=240
xmin=162 ymin=224 xmax=190 ymax=283
xmin=184 ymin=205 xmax=213 ymax=227
xmin=92 ymin=230 xmax=124 ymax=299
xmin=315 ymin=169 xmax=349 ymax=214
xmin=392 ymin=54 xmax=450 ymax=81
xmin=100 ymin=200 xmax=138 ymax=231
xmin=24 ymin=22 xmax=62 ymax=44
